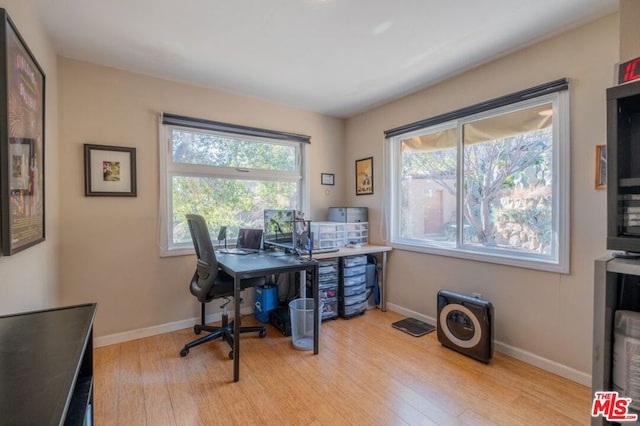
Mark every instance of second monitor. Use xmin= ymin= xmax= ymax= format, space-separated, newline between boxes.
xmin=263 ymin=209 xmax=297 ymax=251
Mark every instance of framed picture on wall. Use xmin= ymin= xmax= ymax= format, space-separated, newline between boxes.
xmin=84 ymin=144 xmax=137 ymax=196
xmin=0 ymin=9 xmax=46 ymax=256
xmin=321 ymin=173 xmax=334 ymax=185
xmin=355 ymin=157 xmax=373 ymax=195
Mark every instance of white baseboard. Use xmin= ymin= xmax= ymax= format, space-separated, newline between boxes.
xmin=94 ymin=306 xmax=255 ymax=348
xmin=386 ymin=302 xmax=591 ymax=387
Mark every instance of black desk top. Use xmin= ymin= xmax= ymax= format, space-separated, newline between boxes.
xmin=0 ymin=303 xmax=97 ymax=425
xmin=216 ymin=250 xmax=316 ymax=278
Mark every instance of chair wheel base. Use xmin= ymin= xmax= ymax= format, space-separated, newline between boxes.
xmin=180 ymin=347 xmax=189 ymax=357
xmin=228 ymin=350 xmax=234 ymax=359
xmin=259 ymin=329 xmax=267 ymax=338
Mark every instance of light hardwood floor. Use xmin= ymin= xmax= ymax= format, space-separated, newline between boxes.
xmin=94 ymin=309 xmax=591 ymax=425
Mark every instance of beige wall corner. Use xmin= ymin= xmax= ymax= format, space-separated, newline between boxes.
xmin=620 ymin=0 xmax=640 ymax=61
xmin=0 ymin=0 xmax=60 ymax=315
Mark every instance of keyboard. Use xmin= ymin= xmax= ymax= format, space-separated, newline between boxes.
xmin=217 ymin=248 xmax=259 ymax=255
xmin=297 ymin=247 xmax=340 ymax=255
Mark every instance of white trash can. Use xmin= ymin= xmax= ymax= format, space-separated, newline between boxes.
xmin=289 ymin=298 xmax=323 ymax=351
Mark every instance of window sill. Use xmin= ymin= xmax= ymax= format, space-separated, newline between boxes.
xmin=390 ymin=241 xmax=569 ymax=274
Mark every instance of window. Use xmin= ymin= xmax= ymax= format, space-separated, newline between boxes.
xmin=385 ymin=80 xmax=570 ymax=272
xmin=159 ymin=113 xmax=310 ymax=256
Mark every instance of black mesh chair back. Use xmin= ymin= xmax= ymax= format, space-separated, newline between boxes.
xmin=180 ymin=214 xmax=266 ymax=358
xmin=186 ymin=214 xmax=228 ymax=304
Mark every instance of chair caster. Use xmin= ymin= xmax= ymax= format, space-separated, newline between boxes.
xmin=228 ymin=350 xmax=234 ymax=359
xmin=194 ymin=325 xmax=202 ymax=335
xmin=180 ymin=347 xmax=189 ymax=357
xmin=259 ymin=329 xmax=267 ymax=338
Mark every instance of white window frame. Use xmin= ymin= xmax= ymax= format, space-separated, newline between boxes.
xmin=158 ymin=116 xmax=310 ymax=257
xmin=386 ymin=90 xmax=570 ymax=273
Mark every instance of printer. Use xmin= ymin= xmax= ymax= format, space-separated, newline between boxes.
xmin=328 ymin=207 xmax=368 ymax=223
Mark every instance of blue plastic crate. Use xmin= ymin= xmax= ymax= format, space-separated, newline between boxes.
xmin=254 ymin=284 xmax=278 ymax=324
xmin=254 ymin=309 xmax=270 ymax=323
xmin=255 ymin=284 xmax=278 ymax=311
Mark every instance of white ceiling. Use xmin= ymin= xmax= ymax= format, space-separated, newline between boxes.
xmin=30 ymin=0 xmax=618 ymax=118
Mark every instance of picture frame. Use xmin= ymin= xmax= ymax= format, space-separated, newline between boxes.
xmin=0 ymin=9 xmax=46 ymax=256
xmin=321 ymin=173 xmax=334 ymax=186
xmin=595 ymin=144 xmax=607 ymax=190
xmin=355 ymin=157 xmax=373 ymax=195
xmin=84 ymin=144 xmax=137 ymax=197
xmin=9 ymin=138 xmax=34 ymax=194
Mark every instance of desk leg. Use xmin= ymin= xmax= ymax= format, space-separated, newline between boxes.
xmin=300 ymin=271 xmax=306 ymax=300
xmin=381 ymin=251 xmax=387 ymax=312
xmin=312 ymin=263 xmax=319 ymax=354
xmin=233 ymin=276 xmax=240 ymax=382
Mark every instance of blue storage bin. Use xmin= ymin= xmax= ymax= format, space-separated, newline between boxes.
xmin=254 ymin=309 xmax=270 ymax=323
xmin=254 ymin=285 xmax=278 ymax=323
xmin=255 ymin=285 xmax=278 ymax=310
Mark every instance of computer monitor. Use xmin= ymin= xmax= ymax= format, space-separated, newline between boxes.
xmin=263 ymin=209 xmax=296 ymax=251
xmin=237 ymin=228 xmax=263 ymax=250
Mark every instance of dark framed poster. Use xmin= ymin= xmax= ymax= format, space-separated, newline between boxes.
xmin=0 ymin=9 xmax=45 ymax=255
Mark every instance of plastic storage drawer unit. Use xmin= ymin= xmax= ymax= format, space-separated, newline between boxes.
xmin=343 ymin=282 xmax=366 ymax=297
xmin=319 ymin=286 xmax=338 ymax=300
xmin=340 ymin=300 xmax=368 ymax=318
xmin=343 ymin=255 xmax=367 ymax=267
xmin=343 ymin=264 xmax=366 ymax=277
xmin=343 ymin=274 xmax=366 ymax=287
xmin=322 ymin=298 xmax=338 ymax=320
xmin=311 ymin=222 xmax=345 ymax=249
xmin=339 ymin=256 xmax=369 ymax=319
xmin=310 ymin=258 xmax=339 ymax=320
xmin=343 ymin=291 xmax=369 ymax=306
xmin=345 ymin=222 xmax=368 ymax=245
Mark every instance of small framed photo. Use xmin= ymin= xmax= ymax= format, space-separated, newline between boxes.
xmin=321 ymin=173 xmax=335 ymax=186
xmin=595 ymin=144 xmax=607 ymax=190
xmin=355 ymin=157 xmax=373 ymax=195
xmin=84 ymin=144 xmax=137 ymax=196
xmin=9 ymin=138 xmax=34 ymax=194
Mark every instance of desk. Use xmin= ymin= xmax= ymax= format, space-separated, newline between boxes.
xmin=0 ymin=303 xmax=97 ymax=425
xmin=312 ymin=244 xmax=392 ymax=311
xmin=216 ymin=251 xmax=319 ymax=382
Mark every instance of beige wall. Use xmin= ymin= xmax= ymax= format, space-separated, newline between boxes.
xmin=57 ymin=58 xmax=345 ymax=336
xmin=345 ymin=14 xmax=618 ymax=381
xmin=0 ymin=0 xmax=59 ymax=314
xmin=620 ymin=0 xmax=640 ymax=61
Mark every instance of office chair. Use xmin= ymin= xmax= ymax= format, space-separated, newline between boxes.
xmin=180 ymin=214 xmax=266 ymax=359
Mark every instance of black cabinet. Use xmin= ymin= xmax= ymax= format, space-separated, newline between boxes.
xmin=607 ymin=81 xmax=640 ymax=252
xmin=592 ymin=258 xmax=640 ymax=425
xmin=0 ymin=303 xmax=97 ymax=425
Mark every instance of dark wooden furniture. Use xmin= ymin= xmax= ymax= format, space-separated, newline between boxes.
xmin=592 ymin=258 xmax=640 ymax=425
xmin=607 ymin=80 xmax=640 ymax=252
xmin=0 ymin=303 xmax=97 ymax=425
